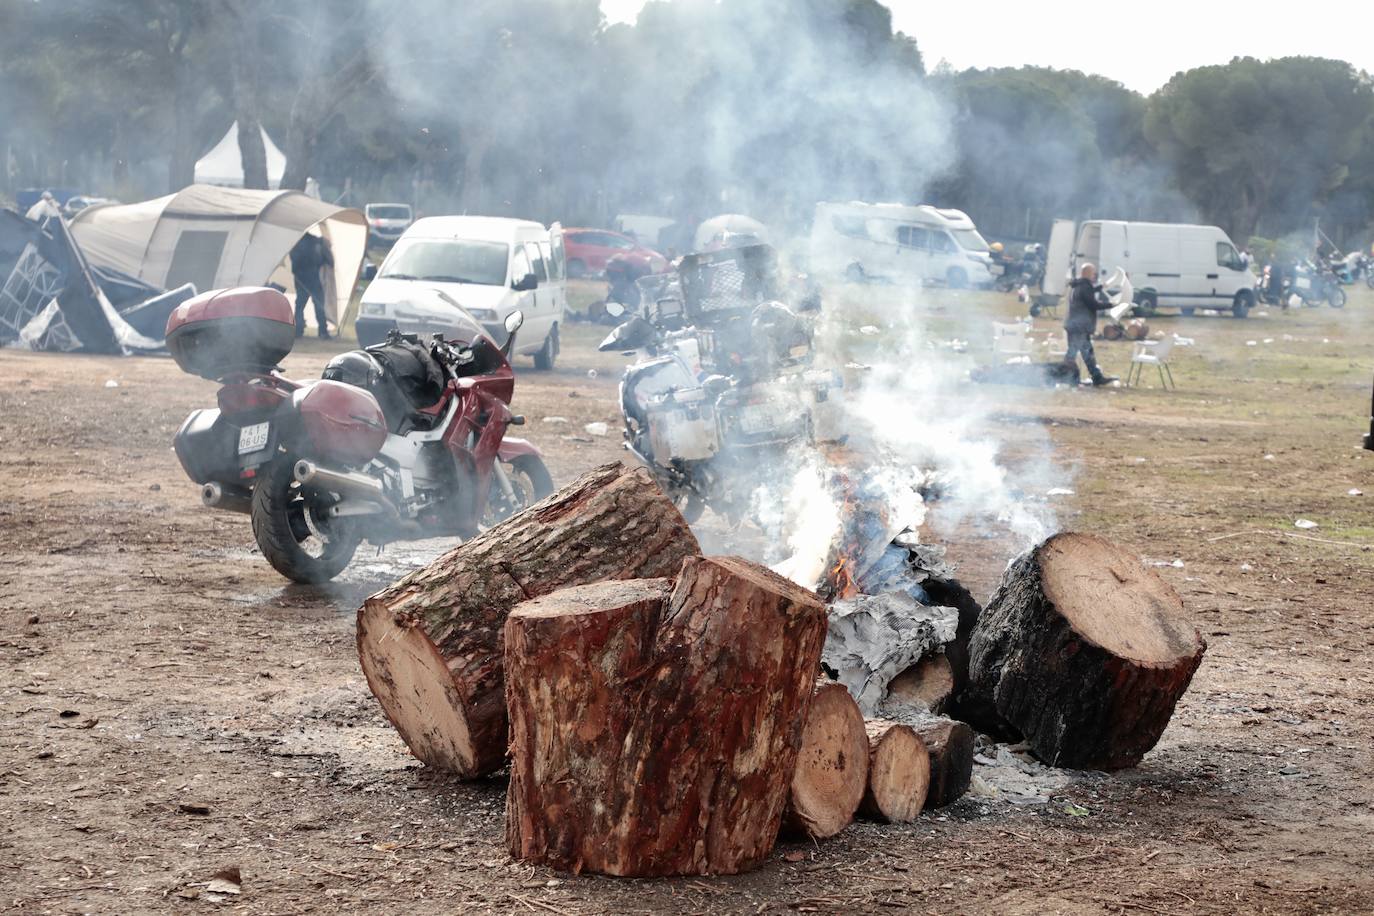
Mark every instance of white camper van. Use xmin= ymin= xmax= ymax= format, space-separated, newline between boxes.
xmin=809 ymin=202 xmax=996 ymax=288
xmin=1043 ymin=219 xmax=1256 ymax=318
xmin=357 ymin=216 xmax=566 ymax=368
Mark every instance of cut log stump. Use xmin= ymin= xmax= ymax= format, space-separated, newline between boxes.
xmin=504 ymin=556 xmax=828 ymax=877
xmin=356 ymin=463 xmax=699 ymax=777
xmin=886 ymin=653 xmax=954 ymax=715
xmin=909 ymin=715 xmax=975 ymax=808
xmin=859 ymin=719 xmax=929 ymax=823
xmin=966 ymin=531 xmax=1206 ymax=770
xmin=785 ymin=680 xmax=868 ymax=840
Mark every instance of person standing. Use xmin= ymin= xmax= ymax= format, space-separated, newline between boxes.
xmin=1064 ymin=262 xmax=1117 ymax=387
xmin=290 ymin=231 xmax=333 ymax=338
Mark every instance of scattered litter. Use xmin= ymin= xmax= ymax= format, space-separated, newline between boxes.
xmin=586 ymin=369 xmax=598 ymax=379
xmin=1172 ymin=336 xmax=1195 ymax=346
xmin=1245 ymin=340 xmax=1257 ymax=347
xmin=1294 ymin=519 xmax=1319 ymax=530
xmin=859 ymin=325 xmax=880 ymax=336
xmin=1348 ymin=489 xmax=1363 ymax=497
xmin=1255 ymin=310 xmax=1270 ymax=317
xmin=1046 ymin=487 xmax=1075 ymax=497
xmin=1062 ymin=802 xmax=1091 ymax=817
xmin=1240 ymin=563 xmax=1253 ymax=572
xmin=205 ymin=866 xmax=242 ymax=896
xmin=104 ymin=379 xmax=119 ymax=388
xmin=1263 ymin=454 xmax=1275 ymax=461
xmin=1323 ymin=338 xmax=1330 ymax=344
xmin=1148 ymin=559 xmax=1185 ymax=568
xmin=583 ymin=422 xmax=610 ymax=437
xmin=541 ymin=416 xmax=568 ymax=424
xmin=1262 ymin=338 xmax=1274 ymax=344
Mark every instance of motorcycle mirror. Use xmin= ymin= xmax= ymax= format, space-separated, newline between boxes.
xmin=605 ymin=301 xmax=626 ymax=318
xmin=504 ymin=310 xmax=525 ymax=334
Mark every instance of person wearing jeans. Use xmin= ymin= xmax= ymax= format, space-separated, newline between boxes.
xmin=1064 ymin=262 xmax=1117 ymax=386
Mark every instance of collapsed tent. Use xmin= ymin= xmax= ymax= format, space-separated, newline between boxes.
xmin=69 ymin=185 xmax=367 ymax=328
xmin=0 ymin=210 xmax=184 ymax=354
xmin=194 ymin=121 xmax=288 ymax=189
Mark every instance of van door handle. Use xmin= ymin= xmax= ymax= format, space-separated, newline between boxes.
xmin=1206 ymin=273 xmax=1219 ymax=279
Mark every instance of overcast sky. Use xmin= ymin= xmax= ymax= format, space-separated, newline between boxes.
xmin=600 ymin=0 xmax=1374 ymax=93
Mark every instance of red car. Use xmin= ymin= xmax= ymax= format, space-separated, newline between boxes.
xmin=562 ymin=228 xmax=668 ymax=279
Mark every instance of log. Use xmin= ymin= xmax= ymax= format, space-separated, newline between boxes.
xmin=965 ymin=531 xmax=1206 ymax=770
xmin=909 ymin=716 xmax=975 ymax=808
xmin=886 ymin=653 xmax=954 ymax=715
xmin=821 ymin=591 xmax=957 ymax=714
xmin=858 ymin=719 xmax=929 ymax=823
xmin=504 ymin=556 xmax=828 ymax=876
xmin=356 ymin=463 xmax=699 ymax=777
xmin=785 ymin=680 xmax=868 ymax=840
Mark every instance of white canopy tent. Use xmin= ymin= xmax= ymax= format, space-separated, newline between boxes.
xmin=69 ymin=185 xmax=367 ymax=329
xmin=194 ymin=121 xmax=288 ymax=189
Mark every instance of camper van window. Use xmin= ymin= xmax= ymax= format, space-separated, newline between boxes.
xmin=931 ymin=232 xmax=957 ymax=254
xmin=897 ymin=226 xmax=929 ymax=249
xmin=1216 ymin=242 xmax=1243 ymax=270
xmin=526 ymin=243 xmax=548 ymax=282
xmin=950 ymin=228 xmax=990 ymax=252
xmin=831 ymin=215 xmax=868 ymax=239
xmin=379 ymin=238 xmax=510 ymax=286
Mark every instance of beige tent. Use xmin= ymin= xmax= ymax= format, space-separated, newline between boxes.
xmin=69 ymin=184 xmax=367 ymax=328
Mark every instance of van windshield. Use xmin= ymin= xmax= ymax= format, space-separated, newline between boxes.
xmin=950 ymin=228 xmax=990 ymax=253
xmin=379 ymin=239 xmax=509 ymax=286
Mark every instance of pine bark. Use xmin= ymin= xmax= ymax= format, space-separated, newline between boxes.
xmin=784 ymin=680 xmax=869 ymax=840
xmin=858 ymin=718 xmax=930 ymax=823
xmin=357 ymin=463 xmax=699 ymax=777
xmin=965 ymin=532 xmax=1206 ymax=770
xmin=504 ymin=556 xmax=828 ymax=877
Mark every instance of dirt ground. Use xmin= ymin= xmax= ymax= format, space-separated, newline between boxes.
xmin=2 ymin=286 xmax=1373 ymax=915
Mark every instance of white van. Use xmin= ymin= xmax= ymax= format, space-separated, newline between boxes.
xmin=357 ymin=216 xmax=566 ymax=368
xmin=1044 ymin=219 xmax=1256 ymax=318
xmin=809 ymin=201 xmax=996 ymax=288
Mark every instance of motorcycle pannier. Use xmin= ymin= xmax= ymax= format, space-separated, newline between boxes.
xmin=165 ymin=287 xmax=296 ymax=380
xmin=647 ymin=391 xmax=719 ymax=464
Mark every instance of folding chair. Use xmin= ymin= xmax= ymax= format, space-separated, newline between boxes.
xmin=993 ymin=321 xmax=1033 ymax=360
xmin=1126 ymin=335 xmax=1176 ymax=389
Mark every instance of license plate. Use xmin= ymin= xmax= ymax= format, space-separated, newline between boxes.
xmin=737 ymin=403 xmax=782 ymax=435
xmin=238 ymin=422 xmax=270 ymax=454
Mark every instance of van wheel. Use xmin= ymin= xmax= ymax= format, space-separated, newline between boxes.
xmin=533 ymin=323 xmax=559 ymax=370
xmin=567 ymin=259 xmax=588 ymax=279
xmin=1134 ymin=291 xmax=1158 ymax=317
xmin=946 ymin=267 xmax=968 ymax=289
xmin=1181 ymin=307 xmax=1195 ymax=316
xmin=1232 ymin=289 xmax=1254 ymax=318
xmin=845 ymin=263 xmax=866 ymax=283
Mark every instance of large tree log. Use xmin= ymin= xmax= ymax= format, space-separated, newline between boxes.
xmin=965 ymin=532 xmax=1206 ymax=770
xmin=504 ymin=556 xmax=828 ymax=877
xmin=886 ymin=653 xmax=954 ymax=715
xmin=357 ymin=463 xmax=699 ymax=777
xmin=858 ymin=719 xmax=929 ymax=823
xmin=785 ymin=680 xmax=868 ymax=840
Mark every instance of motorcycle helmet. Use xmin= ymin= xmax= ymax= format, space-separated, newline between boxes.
xmin=990 ymin=242 xmax=1004 ymax=253
xmin=323 ymin=350 xmax=384 ymax=390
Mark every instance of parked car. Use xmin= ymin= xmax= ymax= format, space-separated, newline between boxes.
xmin=562 ymin=227 xmax=668 ymax=279
xmin=808 ymin=201 xmax=996 ymax=288
xmin=356 ymin=216 xmax=566 ymax=369
xmin=364 ymin=203 xmax=414 ymax=247
xmin=1042 ymin=219 xmax=1257 ymax=318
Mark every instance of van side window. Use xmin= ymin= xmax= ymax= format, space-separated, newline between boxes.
xmin=526 ymin=242 xmax=547 ymax=281
xmin=897 ymin=226 xmax=929 ymax=249
xmin=511 ymin=245 xmax=532 ymax=283
xmin=1216 ymin=242 xmax=1242 ymax=270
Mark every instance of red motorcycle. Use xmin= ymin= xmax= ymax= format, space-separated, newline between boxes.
xmin=166 ymin=287 xmax=552 ymax=583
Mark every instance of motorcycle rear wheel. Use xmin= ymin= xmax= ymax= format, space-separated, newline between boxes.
xmin=1327 ymin=286 xmax=1347 ymax=309
xmin=250 ymin=457 xmax=361 ymax=583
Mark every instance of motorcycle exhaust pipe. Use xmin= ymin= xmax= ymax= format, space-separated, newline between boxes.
xmin=202 ymin=482 xmax=252 ymax=515
xmin=293 ymin=459 xmax=388 ymax=503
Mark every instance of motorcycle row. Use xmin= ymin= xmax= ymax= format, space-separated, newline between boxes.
xmin=1259 ymin=252 xmax=1371 ymax=309
xmin=166 ymin=243 xmax=834 ymax=583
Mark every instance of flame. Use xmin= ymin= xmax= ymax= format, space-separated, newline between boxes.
xmin=828 ymin=556 xmax=858 ymax=601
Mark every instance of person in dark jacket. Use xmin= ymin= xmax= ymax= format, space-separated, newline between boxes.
xmin=1064 ymin=263 xmax=1117 ymax=386
xmin=290 ymin=232 xmax=334 ymax=338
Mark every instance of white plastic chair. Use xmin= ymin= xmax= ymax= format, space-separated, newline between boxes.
xmin=1127 ymin=335 xmax=1176 ymax=389
xmin=993 ymin=321 xmax=1033 ymax=360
